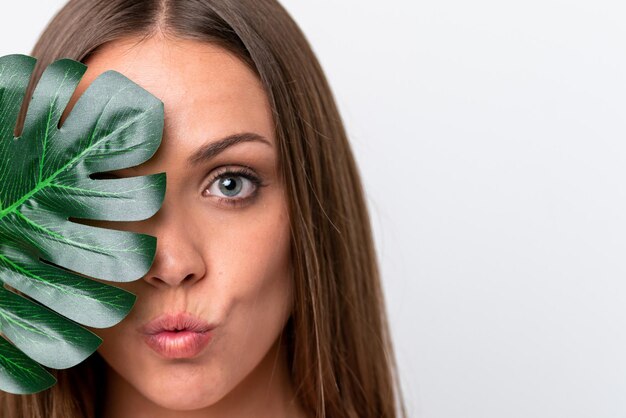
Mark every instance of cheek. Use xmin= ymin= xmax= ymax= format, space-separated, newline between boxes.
xmin=203 ymin=204 xmax=293 ymax=385
xmin=211 ymin=198 xmax=292 ymax=308
xmin=217 ymin=205 xmax=293 ymax=332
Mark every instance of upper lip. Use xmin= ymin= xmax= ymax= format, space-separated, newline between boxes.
xmin=139 ymin=312 xmax=213 ymax=335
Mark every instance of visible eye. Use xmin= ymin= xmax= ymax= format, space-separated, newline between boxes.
xmin=203 ymin=166 xmax=265 ymax=208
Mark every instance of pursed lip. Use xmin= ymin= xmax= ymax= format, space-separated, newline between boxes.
xmin=139 ymin=312 xmax=215 ymax=359
xmin=139 ymin=312 xmax=214 ymax=335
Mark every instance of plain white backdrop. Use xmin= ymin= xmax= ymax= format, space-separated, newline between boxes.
xmin=2 ymin=1 xmax=626 ymax=417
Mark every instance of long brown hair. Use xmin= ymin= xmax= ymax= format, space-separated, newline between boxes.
xmin=0 ymin=1 xmax=405 ymax=416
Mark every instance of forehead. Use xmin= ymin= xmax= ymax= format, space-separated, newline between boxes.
xmin=62 ymin=35 xmax=275 ymax=171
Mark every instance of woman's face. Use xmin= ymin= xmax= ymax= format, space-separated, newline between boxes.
xmin=65 ymin=35 xmax=294 ymax=411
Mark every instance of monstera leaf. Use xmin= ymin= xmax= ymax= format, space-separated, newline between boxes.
xmin=0 ymin=54 xmax=166 ymax=394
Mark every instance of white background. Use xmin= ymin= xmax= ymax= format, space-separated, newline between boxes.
xmin=2 ymin=1 xmax=626 ymax=417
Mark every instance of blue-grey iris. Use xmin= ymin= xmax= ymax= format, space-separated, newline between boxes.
xmin=219 ymin=177 xmax=242 ymax=197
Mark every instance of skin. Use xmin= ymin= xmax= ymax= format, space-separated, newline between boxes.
xmin=60 ymin=34 xmax=305 ymax=418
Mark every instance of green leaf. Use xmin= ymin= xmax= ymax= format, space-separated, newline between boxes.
xmin=0 ymin=54 xmax=166 ymax=394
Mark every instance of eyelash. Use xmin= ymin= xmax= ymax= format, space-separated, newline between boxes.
xmin=202 ymin=166 xmax=265 ymax=208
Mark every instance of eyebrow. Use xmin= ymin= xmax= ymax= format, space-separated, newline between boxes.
xmin=187 ymin=132 xmax=273 ymax=166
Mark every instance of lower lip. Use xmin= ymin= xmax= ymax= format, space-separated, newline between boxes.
xmin=143 ymin=330 xmax=213 ymax=359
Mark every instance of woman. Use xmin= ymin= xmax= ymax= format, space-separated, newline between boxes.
xmin=0 ymin=0 xmax=405 ymax=417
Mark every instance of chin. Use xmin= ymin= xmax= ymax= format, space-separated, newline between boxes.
xmin=106 ymin=356 xmax=230 ymax=412
xmin=140 ymin=378 xmax=226 ymax=411
xmin=147 ymin=394 xmax=215 ymax=412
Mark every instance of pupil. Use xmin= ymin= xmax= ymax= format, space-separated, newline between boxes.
xmin=219 ymin=177 xmax=242 ymax=196
xmin=223 ymin=178 xmax=235 ymax=190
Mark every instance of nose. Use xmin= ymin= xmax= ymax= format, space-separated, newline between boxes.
xmin=141 ymin=210 xmax=207 ymax=289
